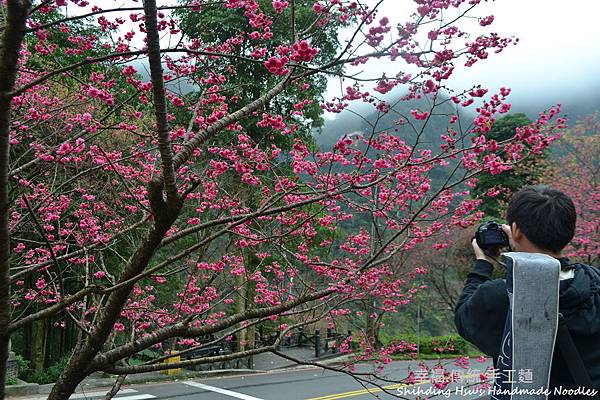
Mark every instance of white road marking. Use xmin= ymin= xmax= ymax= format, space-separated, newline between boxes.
xmin=184 ymin=380 xmax=265 ymax=400
xmin=110 ymin=395 xmax=155 ymax=400
xmin=70 ymin=389 xmax=138 ymax=399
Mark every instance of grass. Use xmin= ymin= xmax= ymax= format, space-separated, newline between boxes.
xmin=391 ymin=350 xmax=486 ymax=361
xmin=5 ymin=377 xmax=18 ymax=386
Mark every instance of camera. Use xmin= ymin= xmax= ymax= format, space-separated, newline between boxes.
xmin=475 ymin=221 xmax=509 ymax=250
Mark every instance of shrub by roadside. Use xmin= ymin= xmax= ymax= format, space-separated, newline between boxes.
xmin=379 ymin=334 xmax=484 ymax=360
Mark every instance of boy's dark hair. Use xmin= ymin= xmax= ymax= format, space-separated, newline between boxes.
xmin=506 ymin=185 xmax=576 ymax=253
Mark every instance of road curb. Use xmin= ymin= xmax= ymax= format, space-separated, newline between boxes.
xmin=5 ymin=382 xmax=39 ymax=398
xmin=8 ymin=357 xmax=489 ymax=398
xmin=7 ymin=369 xmax=267 ymax=398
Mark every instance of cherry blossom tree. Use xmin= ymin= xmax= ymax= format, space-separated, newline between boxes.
xmin=543 ymin=115 xmax=599 ymax=266
xmin=0 ymin=0 xmax=565 ymax=398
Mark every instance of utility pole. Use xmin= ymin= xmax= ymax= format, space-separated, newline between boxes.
xmin=416 ymin=304 xmax=421 ymax=357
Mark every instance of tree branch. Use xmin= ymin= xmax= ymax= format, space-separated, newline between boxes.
xmin=143 ymin=0 xmax=179 ymax=204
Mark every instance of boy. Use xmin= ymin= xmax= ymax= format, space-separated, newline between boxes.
xmin=455 ymin=186 xmax=600 ymax=399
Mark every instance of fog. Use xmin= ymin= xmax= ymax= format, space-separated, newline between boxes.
xmin=324 ymin=0 xmax=600 ymax=121
xmin=95 ymin=0 xmax=600 ymax=121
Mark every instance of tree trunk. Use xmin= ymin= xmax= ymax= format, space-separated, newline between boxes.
xmin=47 ymin=213 xmax=178 ymax=400
xmin=0 ymin=1 xmax=31 ymax=397
xmin=31 ymin=319 xmax=47 ymax=375
xmin=245 ymin=282 xmax=256 ymax=369
xmin=235 ymin=274 xmax=247 ymax=353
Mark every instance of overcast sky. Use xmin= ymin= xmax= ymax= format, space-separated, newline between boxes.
xmin=324 ymin=0 xmax=600 ymax=117
xmin=91 ymin=0 xmax=600 ymax=119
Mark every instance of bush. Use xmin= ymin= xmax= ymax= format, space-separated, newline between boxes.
xmin=26 ymin=356 xmax=70 ymax=385
xmin=5 ymin=377 xmax=18 ymax=386
xmin=15 ymin=354 xmax=29 ymax=380
xmin=388 ymin=334 xmax=468 ymax=355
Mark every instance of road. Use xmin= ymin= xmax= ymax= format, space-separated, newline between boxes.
xmin=37 ymin=359 xmax=494 ymax=400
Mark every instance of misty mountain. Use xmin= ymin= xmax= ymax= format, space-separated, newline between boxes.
xmin=313 ymin=86 xmax=600 ymax=153
xmin=509 ymin=87 xmax=600 ymax=124
xmin=311 ymin=92 xmax=479 ymax=194
xmin=313 ymin=92 xmax=473 ymax=151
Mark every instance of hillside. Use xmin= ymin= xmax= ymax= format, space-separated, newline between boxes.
xmin=313 ymin=92 xmax=474 ymax=151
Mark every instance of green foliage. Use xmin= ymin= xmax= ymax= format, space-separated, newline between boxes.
xmin=5 ymin=377 xmax=18 ymax=386
xmin=10 ymin=333 xmax=25 ymax=366
xmin=485 ymin=113 xmax=533 ymax=142
xmin=25 ymin=11 xmax=104 ymax=69
xmin=472 ymin=113 xmax=545 ymax=218
xmin=126 ymin=348 xmax=163 ymax=366
xmin=24 ymin=356 xmax=70 ymax=385
xmin=15 ymin=354 xmax=29 ymax=379
xmin=175 ymin=0 xmax=342 ymax=149
xmin=383 ymin=334 xmax=469 ymax=355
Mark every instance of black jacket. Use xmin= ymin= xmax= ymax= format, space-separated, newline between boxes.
xmin=454 ymin=258 xmax=600 ymax=399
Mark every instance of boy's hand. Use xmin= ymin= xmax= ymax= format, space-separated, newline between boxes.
xmin=472 ymin=238 xmax=500 ymax=264
xmin=501 ymin=224 xmax=515 ymax=250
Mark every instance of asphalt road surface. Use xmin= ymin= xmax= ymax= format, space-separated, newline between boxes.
xmin=47 ymin=359 xmax=494 ymax=400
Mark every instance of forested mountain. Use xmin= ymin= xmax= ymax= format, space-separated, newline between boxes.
xmin=314 ymin=85 xmax=600 ymax=152
xmin=312 ymin=92 xmax=478 ymax=195
xmin=314 ymin=92 xmax=472 ymax=151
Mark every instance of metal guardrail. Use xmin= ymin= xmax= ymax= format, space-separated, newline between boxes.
xmin=181 ymin=329 xmax=352 ymax=371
